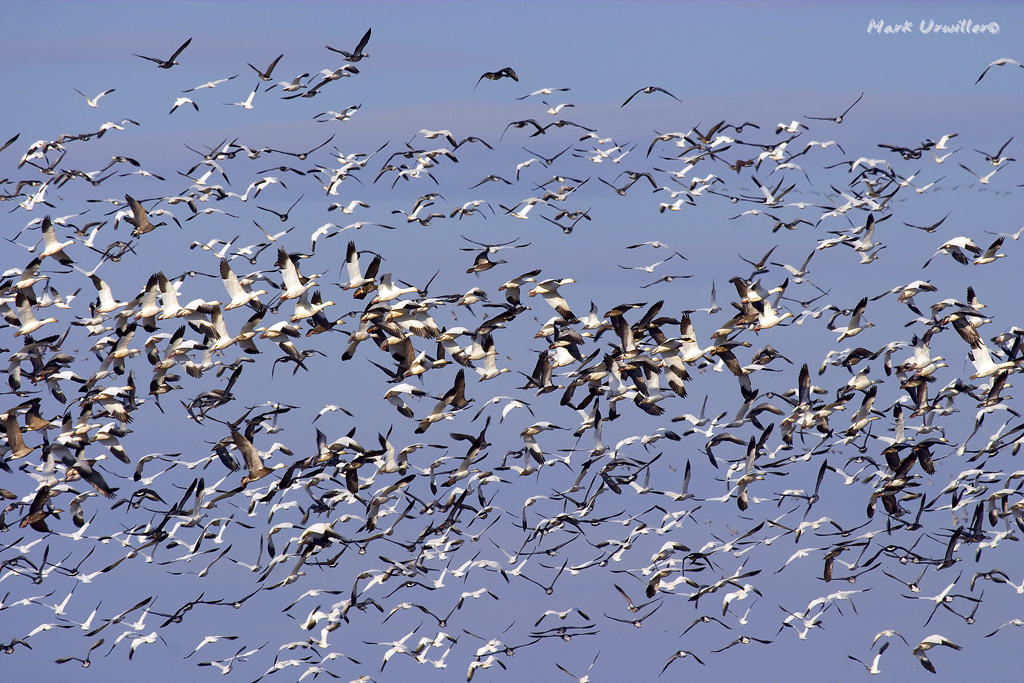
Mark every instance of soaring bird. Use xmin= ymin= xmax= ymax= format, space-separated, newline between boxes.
xmin=326 ymin=28 xmax=372 ymax=62
xmin=134 ymin=37 xmax=192 ymax=68
xmin=975 ymin=57 xmax=1023 ymax=84
xmin=621 ymin=85 xmax=681 ymax=107
xmin=475 ymin=67 xmax=519 ymax=90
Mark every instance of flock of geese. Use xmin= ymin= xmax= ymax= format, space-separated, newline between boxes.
xmin=2 ymin=27 xmax=1023 ymax=682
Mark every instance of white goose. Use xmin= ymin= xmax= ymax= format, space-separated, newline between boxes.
xmin=13 ymin=292 xmax=58 ymax=337
xmin=528 ymin=278 xmax=577 ymax=320
xmin=39 ymin=217 xmax=74 ymax=263
xmin=220 ymin=259 xmax=266 ymax=310
xmin=89 ymin=274 xmax=128 ymax=314
xmin=73 ymin=88 xmax=115 ymax=108
xmin=371 ymin=274 xmax=419 ymax=304
xmin=277 ymin=247 xmax=316 ymax=301
xmin=225 ymin=83 xmax=260 ymax=109
xmin=969 ymin=342 xmax=1019 ymax=379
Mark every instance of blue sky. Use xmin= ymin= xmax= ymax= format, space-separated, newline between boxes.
xmin=1 ymin=2 xmax=1022 ymax=682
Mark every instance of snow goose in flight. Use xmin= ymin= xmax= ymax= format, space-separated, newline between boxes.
xmin=969 ymin=342 xmax=1020 ymax=379
xmin=912 ymin=634 xmax=961 ymax=673
xmin=277 ymin=247 xmax=317 ymax=301
xmin=529 ymin=278 xmax=577 ymax=320
xmin=958 ymin=162 xmax=1002 ymax=184
xmin=257 ymin=193 xmax=303 ymax=222
xmin=371 ymin=274 xmax=419 ymax=304
xmin=134 ymin=37 xmax=192 ymax=69
xmin=922 ymin=236 xmax=982 ymax=267
xmin=73 ymin=88 xmax=114 ymax=108
xmin=167 ymin=96 xmax=195 ymax=115
xmin=328 ymin=199 xmax=369 ymax=214
xmin=474 ymin=336 xmax=510 ymax=381
xmin=847 ymin=642 xmax=888 ymax=674
xmin=806 ymin=91 xmax=863 ymax=123
xmin=973 ymin=236 xmax=1006 ymax=265
xmin=621 ymin=85 xmax=680 ymax=107
xmin=220 ymin=260 xmax=266 ymax=310
xmin=38 ymin=216 xmax=74 ymax=264
xmin=830 ymin=297 xmax=872 ymax=342
xmin=248 ymin=53 xmax=283 ymax=81
xmin=498 ymin=269 xmax=541 ymax=305
xmin=775 ymin=120 xmax=807 ymax=134
xmin=475 ymin=67 xmax=518 ymax=90
xmin=750 ymin=299 xmax=793 ymax=331
xmin=225 ymin=83 xmax=260 ymax=109
xmin=501 ymin=198 xmax=548 ymax=219
xmin=501 ymin=118 xmax=544 ymax=139
xmin=974 ymin=136 xmax=1015 ymax=166
xmin=711 ymin=634 xmax=772 ymax=653
xmin=252 ymin=221 xmax=292 ymax=244
xmin=516 ymin=157 xmax=543 ymax=181
xmin=542 ymin=101 xmax=574 ymax=115
xmin=984 ymin=225 xmax=1024 ymax=242
xmin=291 ymin=290 xmax=334 ymax=323
xmin=266 ymin=73 xmax=308 ymax=92
xmin=975 ymin=57 xmax=1023 ymax=84
xmin=419 ymin=129 xmax=457 ymax=147
xmin=450 ymin=199 xmax=494 ymax=219
xmin=658 ymin=198 xmax=691 ymax=212
xmin=660 ymin=649 xmax=705 ymax=674
xmin=13 ymin=292 xmax=57 ymax=337
xmin=155 ymin=272 xmax=218 ymax=321
xmin=518 ymin=86 xmax=569 ymax=100
xmin=89 ymin=274 xmax=128 ymax=314
xmin=469 ymin=174 xmax=512 ymax=188
xmin=314 ymin=105 xmax=360 ymax=122
xmin=182 ymin=74 xmax=237 ymax=92
xmin=341 ymin=240 xmax=381 ymax=293
xmin=640 ymin=274 xmax=691 ymax=288
xmin=619 ymin=253 xmax=677 ymax=273
xmin=325 ymin=27 xmax=371 ymax=62
xmin=985 ymin=619 xmax=1024 ymax=638
xmin=132 ymin=273 xmax=162 ymax=325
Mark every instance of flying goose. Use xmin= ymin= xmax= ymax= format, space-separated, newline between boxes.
xmin=529 ymin=278 xmax=577 ymax=320
xmin=166 ymin=96 xmax=196 ymax=113
xmin=277 ymin=247 xmax=317 ymax=300
xmin=225 ymin=83 xmax=260 ymax=109
xmin=325 ymin=27 xmax=371 ymax=62
xmin=621 ymin=85 xmax=681 ymax=107
xmin=475 ymin=67 xmax=519 ymax=90
xmin=13 ymin=291 xmax=58 ymax=337
xmin=958 ymin=162 xmax=1002 ymax=184
xmin=266 ymin=73 xmax=309 ymax=92
xmin=248 ymin=54 xmax=283 ymax=81
xmin=806 ymin=91 xmax=863 ymax=123
xmin=134 ymin=37 xmax=192 ymax=69
xmin=124 ymin=194 xmax=164 ymax=237
xmin=219 ymin=260 xmax=265 ymax=310
xmin=73 ymin=88 xmax=115 ymax=108
xmin=975 ymin=57 xmax=1024 ymax=84
xmin=922 ymin=236 xmax=983 ymax=267
xmin=973 ymin=237 xmax=1006 ymax=265
xmin=517 ymin=86 xmax=569 ymax=100
xmin=182 ymin=75 xmax=237 ymax=92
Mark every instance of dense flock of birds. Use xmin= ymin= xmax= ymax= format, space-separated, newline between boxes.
xmin=2 ymin=29 xmax=1024 ymax=682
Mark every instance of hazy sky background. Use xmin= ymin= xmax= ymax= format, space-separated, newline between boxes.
xmin=1 ymin=2 xmax=1022 ymax=682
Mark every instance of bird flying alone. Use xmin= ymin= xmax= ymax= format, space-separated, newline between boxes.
xmin=134 ymin=37 xmax=192 ymax=68
xmin=475 ymin=67 xmax=519 ymax=90
xmin=621 ymin=86 xmax=681 ymax=107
